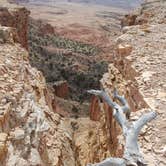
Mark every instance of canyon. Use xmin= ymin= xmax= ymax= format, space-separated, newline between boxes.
xmin=0 ymin=0 xmax=166 ymax=166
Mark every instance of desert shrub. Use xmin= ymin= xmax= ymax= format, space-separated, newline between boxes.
xmin=28 ymin=19 xmax=100 ymax=57
xmin=28 ymin=18 xmax=108 ymax=102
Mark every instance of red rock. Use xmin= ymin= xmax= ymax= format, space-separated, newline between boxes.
xmin=121 ymin=14 xmax=137 ymax=27
xmin=52 ymin=81 xmax=69 ymax=99
xmin=44 ymin=86 xmax=68 ymax=117
xmin=39 ymin=22 xmax=55 ymax=35
xmin=89 ymin=95 xmax=100 ymax=121
xmin=0 ymin=5 xmax=30 ymax=49
xmin=117 ymin=44 xmax=132 ymax=56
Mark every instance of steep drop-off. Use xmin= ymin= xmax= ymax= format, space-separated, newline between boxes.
xmin=0 ymin=1 xmax=115 ymax=166
xmin=28 ymin=18 xmax=108 ymax=102
xmin=89 ymin=0 xmax=166 ymax=165
xmin=0 ymin=0 xmax=165 ymax=166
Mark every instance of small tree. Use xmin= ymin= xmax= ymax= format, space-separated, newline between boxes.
xmin=87 ymin=89 xmax=157 ymax=166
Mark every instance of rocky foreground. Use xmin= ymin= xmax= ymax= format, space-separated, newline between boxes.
xmin=101 ymin=0 xmax=166 ymax=165
xmin=0 ymin=0 xmax=165 ymax=166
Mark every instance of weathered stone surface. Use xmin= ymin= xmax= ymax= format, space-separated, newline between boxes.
xmin=121 ymin=14 xmax=138 ymax=27
xmin=0 ymin=0 xmax=30 ymax=49
xmin=89 ymin=95 xmax=100 ymax=121
xmin=0 ymin=0 xmax=165 ymax=166
xmin=10 ymin=128 xmax=25 ymax=140
xmin=89 ymin=2 xmax=166 ymax=165
xmin=73 ymin=117 xmax=111 ymax=166
xmin=0 ymin=26 xmax=19 ymax=44
xmin=137 ymin=0 xmax=166 ymax=25
xmin=0 ymin=2 xmax=113 ymax=165
xmin=0 ymin=133 xmax=8 ymax=161
xmin=52 ymin=81 xmax=69 ymax=99
xmin=0 ymin=2 xmax=74 ymax=165
xmin=117 ymin=44 xmax=132 ymax=56
xmin=110 ymin=1 xmax=166 ymax=165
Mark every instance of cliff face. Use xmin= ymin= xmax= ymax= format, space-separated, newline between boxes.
xmin=115 ymin=24 xmax=166 ymax=166
xmin=0 ymin=2 xmax=72 ymax=166
xmin=0 ymin=0 xmax=165 ymax=166
xmin=0 ymin=30 xmax=112 ymax=166
xmin=0 ymin=2 xmax=115 ymax=166
xmin=89 ymin=0 xmax=166 ymax=165
xmin=0 ymin=0 xmax=30 ymax=49
xmin=0 ymin=16 xmax=68 ymax=166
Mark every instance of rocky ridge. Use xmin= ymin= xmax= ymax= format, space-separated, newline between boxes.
xmin=91 ymin=0 xmax=166 ymax=165
xmin=0 ymin=0 xmax=30 ymax=49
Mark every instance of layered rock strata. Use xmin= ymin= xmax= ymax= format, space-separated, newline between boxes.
xmin=0 ymin=0 xmax=30 ymax=49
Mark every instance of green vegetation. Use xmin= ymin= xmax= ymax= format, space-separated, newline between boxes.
xmin=28 ymin=19 xmax=108 ymax=102
xmin=28 ymin=19 xmax=99 ymax=56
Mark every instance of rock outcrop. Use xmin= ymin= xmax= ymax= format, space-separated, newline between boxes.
xmin=0 ymin=20 xmax=73 ymax=166
xmin=116 ymin=23 xmax=166 ymax=166
xmin=89 ymin=96 xmax=100 ymax=121
xmin=0 ymin=2 xmax=73 ymax=166
xmin=0 ymin=0 xmax=165 ymax=166
xmin=0 ymin=2 xmax=116 ymax=166
xmin=89 ymin=0 xmax=166 ymax=165
xmin=121 ymin=14 xmax=138 ymax=27
xmin=0 ymin=0 xmax=30 ymax=49
xmin=51 ymin=81 xmax=69 ymax=99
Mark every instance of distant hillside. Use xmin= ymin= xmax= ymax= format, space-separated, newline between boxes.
xmin=12 ymin=0 xmax=143 ymax=9
xmin=67 ymin=0 xmax=143 ymax=9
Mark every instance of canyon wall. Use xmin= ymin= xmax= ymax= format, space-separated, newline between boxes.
xmin=0 ymin=0 xmax=30 ymax=49
xmin=0 ymin=8 xmax=71 ymax=166
xmin=0 ymin=0 xmax=165 ymax=166
xmin=89 ymin=0 xmax=166 ymax=165
xmin=0 ymin=2 xmax=74 ymax=166
xmin=0 ymin=24 xmax=115 ymax=166
xmin=0 ymin=1 xmax=115 ymax=166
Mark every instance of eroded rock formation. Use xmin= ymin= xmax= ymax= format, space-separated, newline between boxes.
xmin=0 ymin=0 xmax=30 ymax=49
xmin=0 ymin=2 xmax=72 ymax=166
xmin=0 ymin=0 xmax=165 ymax=166
xmin=0 ymin=2 xmax=115 ymax=166
xmin=89 ymin=0 xmax=166 ymax=165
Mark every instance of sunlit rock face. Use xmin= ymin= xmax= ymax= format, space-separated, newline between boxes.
xmin=89 ymin=1 xmax=166 ymax=165
xmin=0 ymin=1 xmax=117 ymax=166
